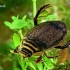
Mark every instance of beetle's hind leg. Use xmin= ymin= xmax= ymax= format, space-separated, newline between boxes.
xmin=54 ymin=40 xmax=70 ymax=64
xmin=55 ymin=40 xmax=70 ymax=49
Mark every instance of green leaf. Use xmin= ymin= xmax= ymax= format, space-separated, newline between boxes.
xmin=45 ymin=15 xmax=58 ymax=21
xmin=50 ymin=59 xmax=57 ymax=64
xmin=22 ymin=15 xmax=27 ymax=20
xmin=11 ymin=15 xmax=19 ymax=21
xmin=43 ymin=55 xmax=54 ymax=69
xmin=4 ymin=21 xmax=12 ymax=28
xmin=17 ymin=55 xmax=26 ymax=70
xmin=37 ymin=62 xmax=43 ymax=70
xmin=24 ymin=19 xmax=34 ymax=30
xmin=28 ymin=19 xmax=34 ymax=27
xmin=13 ymin=33 xmax=20 ymax=48
xmin=28 ymin=56 xmax=37 ymax=61
xmin=37 ymin=10 xmax=48 ymax=24
xmin=43 ymin=64 xmax=47 ymax=70
xmin=26 ymin=62 xmax=36 ymax=70
xmin=10 ymin=20 xmax=28 ymax=29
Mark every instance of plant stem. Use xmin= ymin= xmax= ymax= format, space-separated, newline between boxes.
xmin=32 ymin=0 xmax=37 ymax=17
xmin=17 ymin=30 xmax=26 ymax=70
xmin=17 ymin=55 xmax=26 ymax=70
xmin=18 ymin=29 xmax=24 ymax=39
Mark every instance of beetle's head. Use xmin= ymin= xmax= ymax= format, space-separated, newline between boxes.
xmin=20 ymin=47 xmax=32 ymax=58
xmin=13 ymin=46 xmax=32 ymax=58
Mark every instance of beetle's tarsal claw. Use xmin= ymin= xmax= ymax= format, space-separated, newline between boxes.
xmin=55 ymin=40 xmax=70 ymax=49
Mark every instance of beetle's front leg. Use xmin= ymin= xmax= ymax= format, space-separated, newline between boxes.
xmin=55 ymin=40 xmax=70 ymax=49
xmin=35 ymin=51 xmax=59 ymax=63
xmin=35 ymin=55 xmax=42 ymax=63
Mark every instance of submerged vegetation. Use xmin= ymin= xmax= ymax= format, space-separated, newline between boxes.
xmin=0 ymin=0 xmax=70 ymax=70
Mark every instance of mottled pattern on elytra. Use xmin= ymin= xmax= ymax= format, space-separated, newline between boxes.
xmin=26 ymin=21 xmax=67 ymax=50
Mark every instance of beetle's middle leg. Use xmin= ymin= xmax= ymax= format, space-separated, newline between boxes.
xmin=43 ymin=51 xmax=59 ymax=58
xmin=55 ymin=40 xmax=70 ymax=49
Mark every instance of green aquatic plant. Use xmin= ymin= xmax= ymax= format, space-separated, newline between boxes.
xmin=4 ymin=15 xmax=34 ymax=70
xmin=4 ymin=0 xmax=63 ymax=70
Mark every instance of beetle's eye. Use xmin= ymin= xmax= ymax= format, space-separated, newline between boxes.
xmin=20 ymin=47 xmax=32 ymax=57
xmin=28 ymin=52 xmax=32 ymax=57
xmin=21 ymin=48 xmax=26 ymax=54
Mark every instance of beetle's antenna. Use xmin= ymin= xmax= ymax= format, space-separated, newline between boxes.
xmin=34 ymin=4 xmax=51 ymax=26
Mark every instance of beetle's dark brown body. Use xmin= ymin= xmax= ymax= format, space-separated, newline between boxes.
xmin=16 ymin=21 xmax=67 ymax=58
xmin=13 ymin=4 xmax=70 ymax=60
xmin=26 ymin=21 xmax=67 ymax=50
